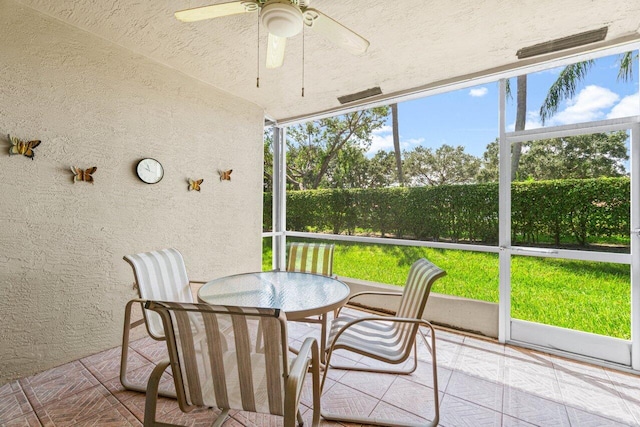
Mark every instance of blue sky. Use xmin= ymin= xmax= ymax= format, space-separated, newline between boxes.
xmin=370 ymin=51 xmax=639 ymax=158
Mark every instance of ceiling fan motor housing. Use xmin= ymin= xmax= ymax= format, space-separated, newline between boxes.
xmin=260 ymin=0 xmax=304 ymax=38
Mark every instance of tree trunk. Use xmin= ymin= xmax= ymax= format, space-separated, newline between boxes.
xmin=511 ymin=74 xmax=527 ymax=181
xmin=391 ymin=103 xmax=404 ymax=185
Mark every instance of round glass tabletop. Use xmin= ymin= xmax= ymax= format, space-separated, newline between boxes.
xmin=197 ymin=271 xmax=350 ymax=320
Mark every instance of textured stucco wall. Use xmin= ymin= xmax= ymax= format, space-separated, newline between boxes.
xmin=0 ymin=1 xmax=264 ymax=384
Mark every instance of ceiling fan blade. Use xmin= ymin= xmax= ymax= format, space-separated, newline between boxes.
xmin=266 ymin=33 xmax=286 ymax=69
xmin=303 ymin=8 xmax=370 ymax=55
xmin=175 ymin=1 xmax=258 ymax=23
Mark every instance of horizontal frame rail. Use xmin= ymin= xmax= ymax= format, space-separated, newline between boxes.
xmin=505 ymin=116 xmax=638 ymax=144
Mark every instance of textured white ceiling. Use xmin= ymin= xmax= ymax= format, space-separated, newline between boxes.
xmin=16 ymin=0 xmax=640 ymax=122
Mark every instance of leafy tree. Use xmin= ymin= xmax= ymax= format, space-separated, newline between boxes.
xmin=476 ymin=138 xmax=500 ymax=183
xmin=324 ymin=148 xmax=397 ymax=189
xmin=479 ymin=132 xmax=628 ymax=182
xmin=286 ymin=107 xmax=389 ymax=190
xmin=518 ymin=131 xmax=628 ymax=180
xmin=263 ymin=129 xmax=274 ymax=192
xmin=367 ymin=150 xmax=398 ymax=188
xmin=404 ymin=144 xmax=480 ymax=186
xmin=324 ymin=145 xmax=369 ymax=188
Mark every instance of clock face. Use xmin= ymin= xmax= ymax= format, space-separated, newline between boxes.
xmin=136 ymin=158 xmax=164 ymax=184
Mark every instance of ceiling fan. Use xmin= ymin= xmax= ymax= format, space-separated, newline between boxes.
xmin=175 ymin=0 xmax=370 ymax=69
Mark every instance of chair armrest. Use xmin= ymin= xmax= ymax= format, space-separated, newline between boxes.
xmin=341 ymin=290 xmax=403 ymax=316
xmin=288 ymin=337 xmax=317 ymax=392
xmin=286 ymin=337 xmax=320 ymax=424
xmin=124 ymin=298 xmax=148 ymax=328
xmin=328 ymin=315 xmax=436 ymax=350
xmin=346 ymin=290 xmax=403 ymax=304
xmin=335 ymin=314 xmax=434 ymax=329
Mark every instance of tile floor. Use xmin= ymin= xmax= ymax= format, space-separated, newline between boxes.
xmin=2 ymin=307 xmax=640 ymax=426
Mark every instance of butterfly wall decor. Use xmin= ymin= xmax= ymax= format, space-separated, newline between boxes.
xmin=9 ymin=134 xmax=41 ymax=159
xmin=71 ymin=166 xmax=97 ymax=183
xmin=219 ymin=169 xmax=232 ymax=181
xmin=188 ymin=178 xmax=203 ymax=191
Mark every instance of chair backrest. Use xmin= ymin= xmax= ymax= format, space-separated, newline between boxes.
xmin=385 ymin=258 xmax=445 ymax=358
xmin=123 ymin=248 xmax=193 ymax=338
xmin=397 ymin=258 xmax=446 ymax=320
xmin=287 ymin=242 xmax=335 ymax=276
xmin=146 ymin=301 xmax=289 ymax=416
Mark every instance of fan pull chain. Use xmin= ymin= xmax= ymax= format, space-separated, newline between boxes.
xmin=256 ymin=11 xmax=260 ymax=88
xmin=301 ymin=26 xmax=305 ymax=97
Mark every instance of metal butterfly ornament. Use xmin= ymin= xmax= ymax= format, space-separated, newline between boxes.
xmin=219 ymin=169 xmax=232 ymax=181
xmin=71 ymin=166 xmax=97 ymax=183
xmin=9 ymin=134 xmax=41 ymax=159
xmin=188 ymin=178 xmax=204 ymax=191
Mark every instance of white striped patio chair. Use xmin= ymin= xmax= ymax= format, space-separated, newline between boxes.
xmin=287 ymin=242 xmax=335 ymax=276
xmin=320 ymin=258 xmax=446 ymax=427
xmin=121 ymin=248 xmax=205 ymax=397
xmin=287 ymin=241 xmax=338 ymax=322
xmin=143 ymin=301 xmax=321 ymax=427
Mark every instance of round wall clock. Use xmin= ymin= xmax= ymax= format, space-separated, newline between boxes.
xmin=136 ymin=158 xmax=164 ymax=184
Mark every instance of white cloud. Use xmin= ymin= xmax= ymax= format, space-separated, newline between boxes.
xmin=506 ymin=110 xmax=542 ymax=131
xmin=547 ymin=85 xmax=619 ymax=125
xmin=367 ymin=126 xmax=424 ymax=156
xmin=607 ymin=92 xmax=639 ymax=119
xmin=542 ymin=66 xmax=564 ymax=75
xmin=372 ymin=125 xmax=392 ymax=135
xmin=469 ymin=87 xmax=488 ymax=97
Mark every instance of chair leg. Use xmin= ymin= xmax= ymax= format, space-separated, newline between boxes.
xmin=143 ymin=361 xmax=180 ymax=427
xmin=211 ymin=409 xmax=230 ymax=427
xmin=320 ymin=327 xmax=438 ymax=426
xmin=120 ymin=299 xmax=145 ymax=393
xmin=310 ymin=342 xmax=321 ymax=427
xmin=120 ymin=300 xmax=176 ymax=398
xmin=419 ymin=328 xmax=439 ymax=425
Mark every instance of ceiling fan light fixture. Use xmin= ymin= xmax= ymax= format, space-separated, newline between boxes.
xmin=260 ymin=0 xmax=303 ymax=38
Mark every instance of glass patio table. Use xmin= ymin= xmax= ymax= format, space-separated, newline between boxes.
xmin=198 ymin=270 xmax=350 ymax=362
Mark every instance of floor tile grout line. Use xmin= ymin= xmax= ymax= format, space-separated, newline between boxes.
xmin=504 ymin=381 xmax=634 ymax=427
xmin=439 ymin=389 xmax=504 ymax=422
xmin=368 ymin=396 xmax=431 ymax=424
xmin=16 ymin=378 xmax=44 ymax=426
xmin=617 ymin=383 xmax=640 ymax=426
xmin=562 ymin=398 xmax=637 ymax=426
xmin=96 ymin=373 xmax=143 ymax=426
xmin=350 ymin=374 xmax=439 ymax=422
xmin=551 ymin=357 xmax=637 ymax=423
xmin=33 ymin=358 xmax=134 ymax=426
xmin=0 ymin=389 xmax=42 ymax=427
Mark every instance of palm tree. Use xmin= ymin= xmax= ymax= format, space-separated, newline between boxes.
xmin=511 ymin=51 xmax=636 ymax=179
xmin=511 ymin=75 xmax=527 ymax=180
xmin=540 ymin=52 xmax=635 ymax=124
xmin=391 ymin=103 xmax=404 ymax=185
xmin=538 ymin=60 xmax=594 ymax=124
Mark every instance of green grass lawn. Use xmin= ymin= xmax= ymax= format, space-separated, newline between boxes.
xmin=263 ymin=238 xmax=631 ymax=339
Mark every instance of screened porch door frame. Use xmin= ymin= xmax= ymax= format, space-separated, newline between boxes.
xmin=498 ymin=78 xmax=640 ymax=369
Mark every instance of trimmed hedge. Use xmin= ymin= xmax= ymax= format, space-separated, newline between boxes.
xmin=263 ymin=177 xmax=630 ymax=246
